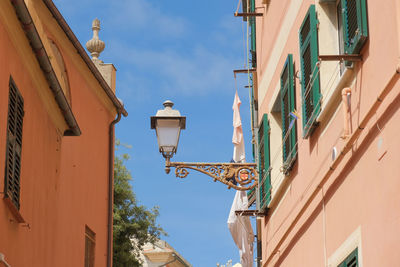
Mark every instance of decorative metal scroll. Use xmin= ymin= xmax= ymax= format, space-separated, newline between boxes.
xmin=165 ymin=162 xmax=258 ymax=191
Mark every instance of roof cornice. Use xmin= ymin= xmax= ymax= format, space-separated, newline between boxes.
xmin=41 ymin=0 xmax=128 ymax=117
xmin=11 ymin=0 xmax=81 ymax=136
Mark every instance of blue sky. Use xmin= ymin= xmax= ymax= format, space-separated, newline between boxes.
xmin=54 ymin=0 xmax=255 ymax=265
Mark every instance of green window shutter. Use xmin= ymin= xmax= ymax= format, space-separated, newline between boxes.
xmin=280 ymin=54 xmax=297 ymax=174
xmin=250 ymin=19 xmax=257 ymax=68
xmin=250 ymin=0 xmax=255 ymax=14
xmin=242 ymin=0 xmax=248 ymax=21
xmin=338 ymin=248 xmax=358 ymax=267
xmin=299 ymin=4 xmax=321 ymax=138
xmin=4 ymin=78 xmax=24 ymax=210
xmin=251 ymin=77 xmax=256 ymax=161
xmin=258 ymin=114 xmax=271 ymax=210
xmin=250 ymin=0 xmax=257 ymax=68
xmin=341 ymin=0 xmax=368 ymax=55
xmin=247 ymin=77 xmax=256 ymax=206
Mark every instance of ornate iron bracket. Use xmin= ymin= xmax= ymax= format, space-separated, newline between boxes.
xmin=165 ymin=159 xmax=258 ymax=191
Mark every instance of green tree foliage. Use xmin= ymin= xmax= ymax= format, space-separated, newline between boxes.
xmin=113 ymin=151 xmax=165 ymax=266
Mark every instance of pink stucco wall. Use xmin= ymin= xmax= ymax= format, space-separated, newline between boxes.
xmin=255 ymin=0 xmax=400 ymax=266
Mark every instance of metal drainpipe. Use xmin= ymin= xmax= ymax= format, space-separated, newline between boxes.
xmin=107 ymin=111 xmax=122 ymax=267
xmin=256 ymin=217 xmax=262 ymax=267
xmin=341 ymin=87 xmax=351 ymax=138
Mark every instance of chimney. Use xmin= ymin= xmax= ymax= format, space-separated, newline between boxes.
xmin=86 ymin=18 xmax=116 ymax=93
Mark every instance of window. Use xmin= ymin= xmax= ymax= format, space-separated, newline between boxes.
xmin=299 ymin=2 xmax=368 ymax=137
xmin=299 ymin=5 xmax=321 ymax=138
xmin=338 ymin=0 xmax=368 ymax=68
xmin=85 ymin=226 xmax=96 ymax=267
xmin=4 ymin=78 xmax=24 ymax=212
xmin=340 ymin=0 xmax=368 ymax=55
xmin=308 ymin=0 xmax=368 ymax=128
xmin=280 ymin=54 xmax=297 ymax=175
xmin=258 ymin=114 xmax=271 ymax=210
xmin=338 ymin=247 xmax=358 ymax=267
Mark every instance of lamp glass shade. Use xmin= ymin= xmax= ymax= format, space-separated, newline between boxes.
xmin=155 ymin=119 xmax=181 ymax=154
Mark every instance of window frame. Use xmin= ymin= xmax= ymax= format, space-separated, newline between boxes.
xmin=85 ymin=226 xmax=96 ymax=267
xmin=338 ymin=247 xmax=358 ymax=267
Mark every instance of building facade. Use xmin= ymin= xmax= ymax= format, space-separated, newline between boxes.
xmin=247 ymin=0 xmax=400 ymax=266
xmin=0 ymin=0 xmax=126 ymax=266
xmin=139 ymin=239 xmax=192 ymax=267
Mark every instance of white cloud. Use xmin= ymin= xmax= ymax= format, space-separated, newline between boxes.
xmin=110 ymin=41 xmax=238 ymax=96
xmin=54 ymin=0 xmax=187 ymax=38
xmin=54 ymin=0 xmax=245 ymax=99
xmin=106 ymin=0 xmax=187 ymax=38
xmin=116 ymin=70 xmax=153 ymax=103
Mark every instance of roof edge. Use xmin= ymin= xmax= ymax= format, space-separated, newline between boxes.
xmin=11 ymin=0 xmax=81 ymax=136
xmin=42 ymin=0 xmax=128 ymax=117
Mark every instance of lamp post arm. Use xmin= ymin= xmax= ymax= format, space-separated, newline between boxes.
xmin=165 ymin=161 xmax=258 ymax=191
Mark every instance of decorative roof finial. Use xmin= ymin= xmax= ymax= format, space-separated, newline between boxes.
xmin=86 ymin=18 xmax=105 ymax=62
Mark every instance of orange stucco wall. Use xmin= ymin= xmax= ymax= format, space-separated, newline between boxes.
xmin=0 ymin=1 xmax=116 ymax=266
xmin=255 ymin=0 xmax=400 ymax=266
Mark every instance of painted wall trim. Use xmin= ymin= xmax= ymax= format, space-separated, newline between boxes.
xmin=258 ymin=0 xmax=302 ymax=111
xmin=327 ymin=226 xmax=363 ymax=267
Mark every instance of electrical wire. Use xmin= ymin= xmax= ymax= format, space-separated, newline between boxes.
xmin=262 ymin=63 xmax=344 ymax=246
xmin=301 ymin=61 xmax=322 ymax=108
xmin=268 ymin=61 xmax=340 ymax=190
xmin=259 ymin=61 xmax=341 ymax=190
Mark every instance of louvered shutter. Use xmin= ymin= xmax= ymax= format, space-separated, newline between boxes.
xmin=299 ymin=5 xmax=321 ymax=138
xmin=247 ymin=92 xmax=256 ymax=204
xmin=250 ymin=0 xmax=257 ymax=68
xmin=4 ymin=79 xmax=24 ymax=210
xmin=280 ymin=54 xmax=297 ymax=174
xmin=242 ymin=0 xmax=248 ymax=21
xmin=258 ymin=114 xmax=271 ymax=210
xmin=338 ymin=248 xmax=358 ymax=267
xmin=247 ymin=74 xmax=257 ymax=205
xmin=341 ymin=0 xmax=368 ymax=55
xmin=250 ymin=75 xmax=256 ymax=161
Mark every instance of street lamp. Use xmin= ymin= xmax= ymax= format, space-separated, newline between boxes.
xmin=151 ymin=100 xmax=258 ymax=191
xmin=150 ymin=100 xmax=186 ymax=162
